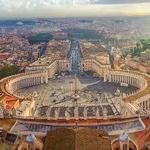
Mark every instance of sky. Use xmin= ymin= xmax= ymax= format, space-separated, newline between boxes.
xmin=0 ymin=0 xmax=150 ymax=18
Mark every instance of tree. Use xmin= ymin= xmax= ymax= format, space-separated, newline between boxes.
xmin=121 ymin=50 xmax=128 ymax=60
xmin=0 ymin=64 xmax=19 ymax=79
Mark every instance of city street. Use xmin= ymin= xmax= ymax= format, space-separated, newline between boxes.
xmin=69 ymin=40 xmax=81 ymax=73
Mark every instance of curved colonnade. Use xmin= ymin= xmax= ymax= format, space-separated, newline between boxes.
xmin=0 ymin=59 xmax=150 ymax=116
xmin=0 ymin=60 xmax=70 ymax=100
xmin=5 ymin=71 xmax=48 ymax=99
xmin=81 ymin=59 xmax=150 ymax=114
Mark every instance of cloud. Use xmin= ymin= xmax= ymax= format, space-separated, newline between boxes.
xmin=0 ymin=0 xmax=150 ymax=18
xmin=89 ymin=0 xmax=150 ymax=4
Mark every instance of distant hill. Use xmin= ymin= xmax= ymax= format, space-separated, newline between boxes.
xmin=0 ymin=20 xmax=36 ymax=27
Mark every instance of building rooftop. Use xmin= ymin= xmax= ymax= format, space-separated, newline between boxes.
xmin=80 ymin=42 xmax=109 ymax=60
xmin=43 ymin=128 xmax=111 ymax=150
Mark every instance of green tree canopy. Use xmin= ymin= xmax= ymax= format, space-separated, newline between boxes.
xmin=0 ymin=64 xmax=19 ymax=79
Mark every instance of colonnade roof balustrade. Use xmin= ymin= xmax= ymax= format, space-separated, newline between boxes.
xmin=0 ymin=59 xmax=69 ymax=101
xmin=119 ymin=70 xmax=150 ymax=102
xmin=88 ymin=58 xmax=150 ymax=103
xmin=98 ymin=68 xmax=150 ymax=103
xmin=0 ymin=71 xmax=46 ymax=100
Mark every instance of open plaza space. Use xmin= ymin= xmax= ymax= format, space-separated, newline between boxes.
xmin=14 ymin=72 xmax=138 ymax=119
